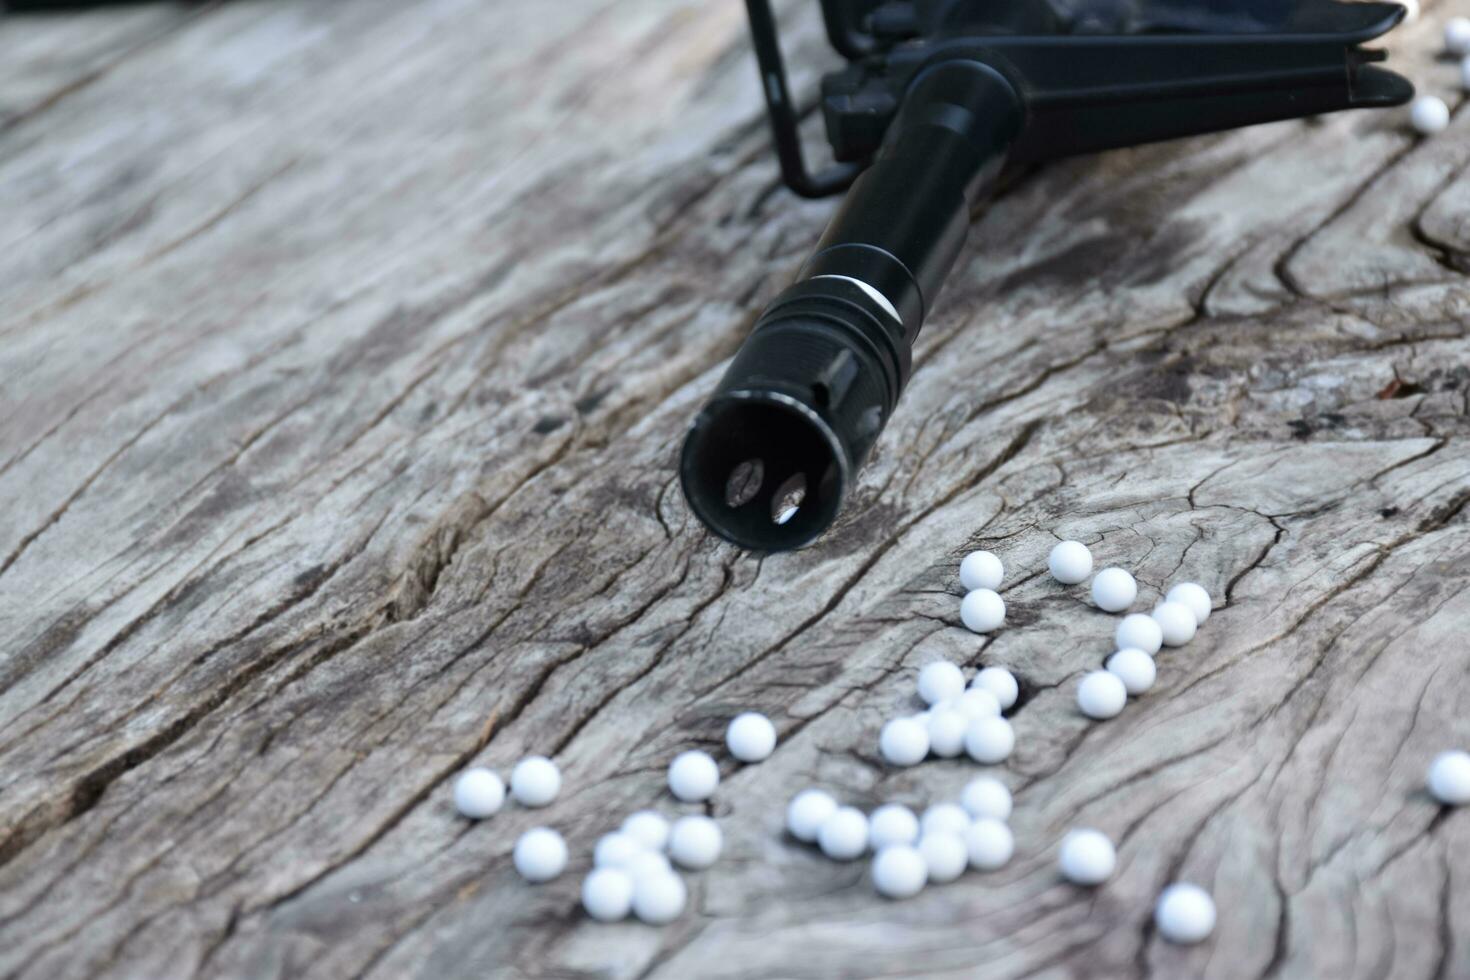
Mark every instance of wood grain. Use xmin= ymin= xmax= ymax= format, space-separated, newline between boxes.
xmin=1 ymin=1 xmax=1467 ymax=977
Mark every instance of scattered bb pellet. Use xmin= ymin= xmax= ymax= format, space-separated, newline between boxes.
xmin=582 ymin=867 xmax=635 ymax=921
xmin=1446 ymin=16 xmax=1470 ymax=56
xmin=873 ymin=844 xmax=927 ymax=898
xmin=1077 ymin=670 xmax=1128 ymax=720
xmin=1165 ymin=582 xmax=1212 ymax=626
xmin=1116 ymin=613 xmax=1163 ymax=655
xmin=1105 ymin=648 xmax=1157 ymax=695
xmin=972 ymin=666 xmax=1019 ymax=710
xmin=918 ymin=660 xmax=967 ymax=705
xmin=919 ymin=832 xmax=969 ymax=883
xmin=1411 ymin=95 xmax=1449 ymax=135
xmin=1048 ymin=540 xmax=1093 ymax=584
xmin=621 ymin=810 xmax=671 ymax=851
xmin=787 ymin=789 xmax=838 ymax=842
xmin=726 ymin=712 xmax=777 ymax=762
xmin=961 ymin=776 xmax=1012 ymax=822
xmin=869 ymin=804 xmax=921 ymax=849
xmin=921 ymin=803 xmax=972 ymax=838
xmin=1090 ymin=567 xmax=1137 ymax=612
xmin=955 ymin=686 xmax=1002 ymax=719
xmin=818 ymin=806 xmax=870 ymax=861
xmin=453 ymin=767 xmax=505 ymax=819
xmin=927 ymin=708 xmax=968 ymax=758
xmin=960 ymin=588 xmax=1006 ymax=633
xmin=964 ymin=817 xmax=1014 ymax=871
xmin=1427 ymin=750 xmax=1470 ymax=806
xmin=1151 ymin=601 xmax=1197 ymax=647
xmin=513 ymin=827 xmax=568 ymax=883
xmin=632 ymin=872 xmax=687 ymax=924
xmin=510 ymin=756 xmax=561 ymax=808
xmin=1155 ymin=883 xmax=1217 ymax=944
xmin=964 ymin=715 xmax=1015 ymax=764
xmin=959 ymin=550 xmax=1004 ymax=592
xmin=668 ymin=750 xmax=720 ymax=802
xmin=668 ymin=815 xmax=723 ymax=869
xmin=1058 ymin=828 xmax=1116 ymax=885
xmin=880 ymin=716 xmax=931 ymax=766
xmin=594 ymin=832 xmax=644 ymax=869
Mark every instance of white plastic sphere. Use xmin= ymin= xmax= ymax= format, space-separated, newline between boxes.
xmin=1428 ymin=750 xmax=1470 ymax=805
xmin=918 ymin=660 xmax=967 ymax=705
xmin=868 ymin=804 xmax=920 ymax=850
xmin=1091 ymin=567 xmax=1137 ymax=612
xmin=880 ymin=716 xmax=931 ymax=766
xmin=621 ymin=810 xmax=671 ymax=851
xmin=786 ymin=789 xmax=838 ymax=842
xmin=668 ymin=750 xmax=720 ymax=802
xmin=1058 ymin=828 xmax=1116 ymax=885
xmin=964 ymin=716 xmax=1015 ymax=764
xmin=668 ymin=815 xmax=723 ymax=869
xmin=956 ymin=687 xmax=1002 ymax=719
xmin=510 ymin=756 xmax=561 ymax=808
xmin=960 ymin=588 xmax=1006 ymax=633
xmin=632 ymin=872 xmax=687 ymax=924
xmin=1165 ymin=582 xmax=1212 ymax=625
xmin=453 ymin=768 xmax=505 ymax=819
xmin=818 ymin=806 xmax=870 ymax=861
xmin=1411 ymin=95 xmax=1449 ymax=135
xmin=921 ymin=803 xmax=971 ymax=839
xmin=726 ymin=712 xmax=777 ymax=762
xmin=1105 ymin=648 xmax=1157 ymax=695
xmin=959 ymin=550 xmax=1004 ymax=592
xmin=960 ymin=776 xmax=1013 ymax=822
xmin=1446 ymin=16 xmax=1470 ymax=55
xmin=581 ymin=868 xmax=634 ymax=921
xmin=964 ymin=817 xmax=1015 ymax=871
xmin=927 ymin=709 xmax=969 ymax=758
xmin=971 ymin=667 xmax=1019 ymax=710
xmin=919 ymin=832 xmax=969 ymax=883
xmin=622 ymin=850 xmax=673 ymax=881
xmin=594 ymin=832 xmax=644 ymax=869
xmin=1152 ymin=601 xmax=1198 ymax=647
xmin=1116 ymin=613 xmax=1163 ymax=655
xmin=1155 ymin=883 xmax=1217 ymax=944
xmin=1077 ymin=670 xmax=1128 ymax=720
xmin=872 ymin=844 xmax=928 ymax=898
xmin=513 ymin=827 xmax=568 ymax=883
xmin=1048 ymin=540 xmax=1093 ymax=584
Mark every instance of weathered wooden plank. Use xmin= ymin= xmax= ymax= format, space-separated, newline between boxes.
xmin=0 ymin=0 xmax=1467 ymax=978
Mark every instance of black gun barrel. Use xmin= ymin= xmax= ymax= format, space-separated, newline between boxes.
xmin=680 ymin=60 xmax=1021 ymax=551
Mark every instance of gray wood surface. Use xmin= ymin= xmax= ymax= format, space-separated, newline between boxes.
xmin=2 ymin=1 xmax=1468 ymax=977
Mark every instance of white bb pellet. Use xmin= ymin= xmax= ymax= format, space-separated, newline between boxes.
xmin=632 ymin=872 xmax=687 ymax=924
xmin=818 ymin=806 xmax=870 ymax=861
xmin=1446 ymin=16 xmax=1470 ymax=55
xmin=786 ymin=789 xmax=838 ymax=842
xmin=1165 ymin=582 xmax=1212 ymax=626
xmin=510 ymin=756 xmax=561 ymax=808
xmin=921 ymin=803 xmax=971 ymax=839
xmin=668 ymin=815 xmax=723 ymax=869
xmin=1077 ymin=670 xmax=1128 ymax=720
xmin=880 ymin=716 xmax=931 ymax=766
xmin=726 ymin=712 xmax=777 ymax=762
xmin=1411 ymin=95 xmax=1450 ymax=135
xmin=1116 ymin=613 xmax=1163 ymax=655
xmin=622 ymin=810 xmax=671 ymax=851
xmin=872 ymin=844 xmax=928 ymax=898
xmin=1106 ymin=648 xmax=1157 ymax=695
xmin=1428 ymin=750 xmax=1470 ymax=805
xmin=1152 ymin=601 xmax=1197 ymax=647
xmin=668 ymin=750 xmax=720 ymax=802
xmin=972 ymin=666 xmax=1018 ymax=710
xmin=1058 ymin=828 xmax=1116 ymax=885
xmin=960 ymin=588 xmax=1006 ymax=633
xmin=919 ymin=832 xmax=969 ymax=883
xmin=959 ymin=550 xmax=1004 ymax=592
xmin=1048 ymin=540 xmax=1093 ymax=584
xmin=956 ymin=687 xmax=1002 ymax=719
xmin=623 ymin=850 xmax=673 ymax=881
xmin=869 ymin=804 xmax=920 ymax=849
xmin=581 ymin=867 xmax=634 ymax=921
xmin=1090 ymin=567 xmax=1137 ymax=612
xmin=927 ymin=709 xmax=969 ymax=758
xmin=513 ymin=827 xmax=567 ymax=883
xmin=964 ymin=715 xmax=1015 ymax=764
xmin=453 ymin=767 xmax=505 ymax=819
xmin=964 ymin=817 xmax=1014 ymax=871
xmin=918 ymin=660 xmax=967 ymax=705
xmin=594 ymin=832 xmax=644 ymax=869
xmin=1155 ymin=883 xmax=1217 ymax=944
xmin=960 ymin=776 xmax=1013 ymax=822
